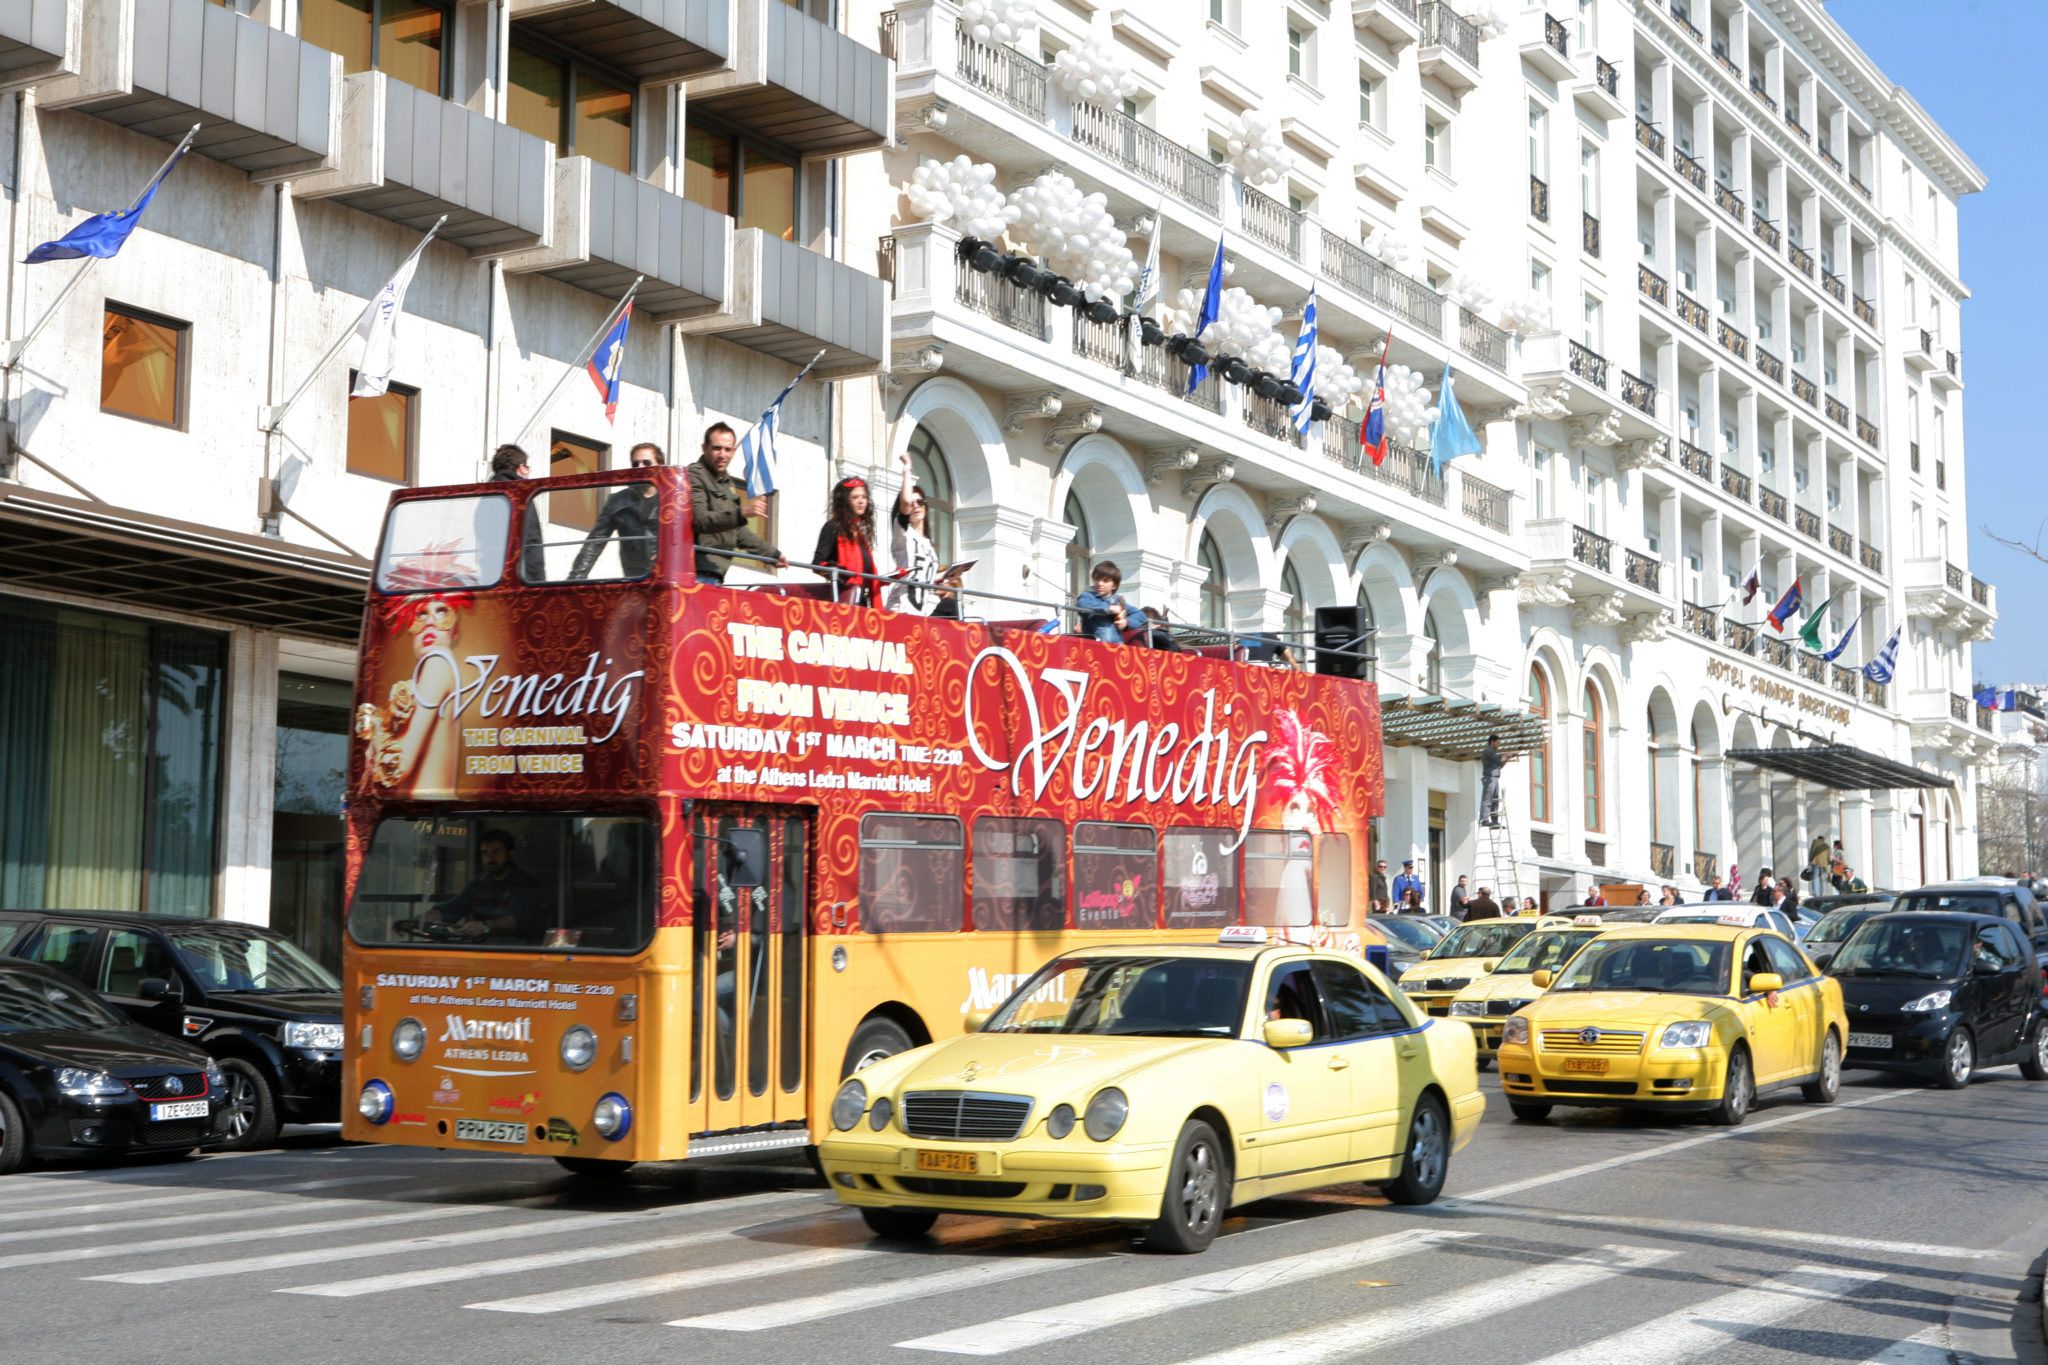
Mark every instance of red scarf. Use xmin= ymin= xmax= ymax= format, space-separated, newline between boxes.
xmin=831 ymin=530 xmax=876 ymax=606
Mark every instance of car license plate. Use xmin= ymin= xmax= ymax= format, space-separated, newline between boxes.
xmin=455 ymin=1118 xmax=528 ymax=1145
xmin=1846 ymin=1032 xmax=1891 ymax=1049
xmin=151 ymin=1100 xmax=208 ymax=1121
xmin=1562 ymin=1057 xmax=1609 ymax=1074
xmin=914 ymin=1150 xmax=978 ymax=1175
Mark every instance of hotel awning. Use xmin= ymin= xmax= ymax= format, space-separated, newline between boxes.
xmin=1727 ymin=744 xmax=1954 ymax=792
xmin=1379 ymin=692 xmax=1547 ymax=762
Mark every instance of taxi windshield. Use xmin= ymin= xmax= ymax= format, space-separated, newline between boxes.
xmin=1374 ymin=917 xmax=1445 ymax=953
xmin=1550 ymin=938 xmax=1734 ymax=995
xmin=1495 ymin=929 xmax=1606 ymax=974
xmin=1427 ymin=921 xmax=1534 ymax=960
xmin=982 ymin=956 xmax=1253 ymax=1038
xmin=1830 ymin=920 xmax=1968 ymax=979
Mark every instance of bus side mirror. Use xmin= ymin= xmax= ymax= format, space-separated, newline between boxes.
xmin=722 ymin=828 xmax=769 ymax=889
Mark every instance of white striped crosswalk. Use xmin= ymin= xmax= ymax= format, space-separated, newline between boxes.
xmin=1520 ymin=1265 xmax=1889 ymax=1365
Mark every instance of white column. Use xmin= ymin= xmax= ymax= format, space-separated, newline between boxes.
xmin=218 ymin=628 xmax=280 ymax=926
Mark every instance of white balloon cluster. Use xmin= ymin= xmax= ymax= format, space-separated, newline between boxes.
xmin=1441 ymin=270 xmax=1496 ymax=316
xmin=1225 ymin=111 xmax=1292 ymax=188
xmin=1310 ymin=344 xmax=1365 ymax=407
xmin=1007 ymin=171 xmax=1140 ymax=300
xmin=1497 ymin=291 xmax=1556 ymax=338
xmin=1164 ymin=285 xmax=1286 ymax=368
xmin=1049 ymin=34 xmax=1139 ymax=106
xmin=903 ymin=155 xmax=1018 ymax=244
xmin=1464 ymin=0 xmax=1513 ymax=39
xmin=959 ymin=0 xmax=1036 ymax=46
xmin=1366 ymin=227 xmax=1416 ymax=275
xmin=1382 ymin=365 xmax=1439 ymax=447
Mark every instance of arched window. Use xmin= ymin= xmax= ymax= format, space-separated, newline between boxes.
xmin=1529 ymin=667 xmax=1550 ymax=824
xmin=1423 ymin=609 xmax=1442 ymax=695
xmin=1582 ymin=683 xmax=1604 ymax=833
xmin=1282 ymin=559 xmax=1306 ymax=658
xmin=1063 ymin=491 xmax=1093 ymax=603
xmin=1647 ymin=705 xmax=1661 ymax=844
xmin=1355 ymin=583 xmax=1377 ymax=682
xmin=1199 ymin=530 xmax=1228 ymax=631
xmin=1690 ymin=720 xmax=1704 ymax=851
xmin=906 ymin=425 xmax=955 ymax=561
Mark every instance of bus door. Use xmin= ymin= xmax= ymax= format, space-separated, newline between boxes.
xmin=689 ymin=805 xmax=810 ymax=1136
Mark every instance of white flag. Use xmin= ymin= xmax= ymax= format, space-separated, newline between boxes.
xmin=352 ymin=228 xmax=436 ymax=398
xmin=1128 ymin=201 xmax=1163 ymax=354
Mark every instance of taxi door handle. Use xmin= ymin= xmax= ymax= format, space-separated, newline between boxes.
xmin=1327 ymin=1054 xmax=1350 ymax=1071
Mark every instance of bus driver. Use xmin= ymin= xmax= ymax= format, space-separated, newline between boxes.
xmin=431 ymin=829 xmax=547 ymax=943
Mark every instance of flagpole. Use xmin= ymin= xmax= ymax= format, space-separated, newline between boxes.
xmin=261 ymin=214 xmax=448 ymax=433
xmin=737 ymin=346 xmax=829 ymax=445
xmin=4 ymin=123 xmax=203 ymax=370
xmin=508 ymin=276 xmax=644 ymax=453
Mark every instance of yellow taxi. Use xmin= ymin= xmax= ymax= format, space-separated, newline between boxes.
xmin=1497 ymin=923 xmax=1847 ymax=1126
xmin=1398 ymin=917 xmax=1552 ymax=1017
xmin=818 ymin=929 xmax=1485 ymax=1253
xmin=1446 ymin=919 xmax=1611 ymax=1062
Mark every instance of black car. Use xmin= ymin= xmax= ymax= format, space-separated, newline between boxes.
xmin=0 ymin=959 xmax=233 ymax=1173
xmin=0 ymin=911 xmax=343 ymax=1150
xmin=1802 ymin=900 xmax=1896 ymax=968
xmin=1827 ymin=912 xmax=2048 ymax=1088
xmin=1891 ymin=880 xmax=2048 ymax=951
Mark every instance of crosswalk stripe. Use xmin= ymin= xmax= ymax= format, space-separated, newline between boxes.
xmin=897 ymin=1226 xmax=1471 ymax=1355
xmin=1169 ymin=1244 xmax=1684 ymax=1365
xmin=0 ymin=1191 xmax=242 ymax=1223
xmin=1520 ymin=1265 xmax=1888 ymax=1365
xmin=467 ymin=1245 xmax=880 ymax=1314
xmin=8 ymin=1199 xmax=353 ymax=1247
xmin=674 ymin=1255 xmax=1108 ymax=1332
xmin=1858 ymin=1327 xmax=1950 ymax=1365
xmin=0 ymin=1205 xmax=493 ymax=1272
xmin=1438 ymin=1201 xmax=2004 ymax=1261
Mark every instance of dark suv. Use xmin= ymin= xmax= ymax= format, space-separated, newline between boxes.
xmin=0 ymin=911 xmax=342 ymax=1150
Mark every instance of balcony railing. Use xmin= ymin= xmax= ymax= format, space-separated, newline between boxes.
xmin=1911 ymin=442 xmax=1921 ymax=471
xmin=1636 ymin=116 xmax=1666 ymax=157
xmin=1918 ymin=327 xmax=1933 ymax=356
xmin=1693 ymin=850 xmax=1718 ymax=883
xmin=1853 ymin=294 xmax=1877 ymax=326
xmin=1071 ymin=310 xmax=1128 ymax=370
xmin=1651 ymin=842 xmax=1676 ymax=879
xmin=1624 ymin=547 xmax=1662 ymax=591
xmin=1670 ymin=4 xmax=1702 ymax=43
xmin=1241 ymin=185 xmax=1304 ymax=261
xmin=1950 ymin=692 xmax=1971 ymax=723
xmin=1713 ymin=183 xmax=1743 ymax=220
xmin=1758 ymin=486 xmax=1787 ymax=521
xmin=1795 ymin=506 xmax=1822 ymax=541
xmin=1682 ymin=600 xmax=1718 ymax=640
xmin=1318 ymin=229 xmax=1443 ymax=332
xmin=1572 ymin=524 xmax=1614 ymax=572
xmin=1544 ymin=13 xmax=1570 ymax=57
xmin=1855 ymin=415 xmax=1879 ymax=446
xmin=1716 ymin=318 xmax=1748 ymax=359
xmin=958 ymin=269 xmax=1047 ymax=339
xmin=1832 ymin=664 xmax=1857 ymax=697
xmin=1677 ymin=293 xmax=1709 ymax=332
xmin=1936 ymin=461 xmax=1946 ymax=490
xmin=1530 ymin=175 xmax=1550 ymax=221
xmin=1071 ymin=100 xmax=1223 ymax=214
xmin=956 ymin=21 xmax=1047 ymax=120
xmin=1674 ymin=149 xmax=1705 ymax=190
xmin=1755 ymin=348 xmax=1784 ymax=383
xmin=1724 ymin=619 xmax=1758 ymax=654
xmin=1597 ymin=57 xmax=1619 ymax=96
xmin=1946 ymin=350 xmax=1959 ymax=377
xmin=1791 ymin=373 xmax=1817 ymax=406
xmin=1720 ymin=464 xmax=1751 ymax=501
xmin=1763 ymin=636 xmax=1793 ymax=669
xmin=1972 ymin=576 xmax=1990 ymax=607
xmin=1823 ymin=271 xmax=1846 ymax=303
xmin=1860 ymin=540 xmax=1883 ymax=574
xmin=1828 ymin=524 xmax=1853 ymax=556
xmin=1749 ymin=73 xmax=1775 ymax=111
xmin=1713 ymin=46 xmax=1740 ymax=79
xmin=1678 ymin=441 xmax=1713 ymax=481
xmin=1862 ymin=675 xmax=1886 ymax=707
xmin=1131 ymin=345 xmax=1223 ymax=413
xmin=1798 ymin=651 xmax=1826 ymax=683
xmin=1977 ymin=704 xmax=1994 ymax=733
xmin=1824 ymin=395 xmax=1849 ymax=427
xmin=1568 ymin=341 xmax=1609 ymax=388
xmin=1784 ymin=108 xmax=1809 ymax=142
xmin=1752 ymin=213 xmax=1780 ymax=251
xmin=1787 ymin=242 xmax=1814 ymax=276
xmin=1583 ymin=212 xmax=1601 ymax=257
xmin=1464 ymin=473 xmax=1511 ymax=532
xmin=1639 ymin=264 xmax=1669 ymax=306
xmin=1944 ymin=562 xmax=1965 ymax=592
xmin=1460 ymin=307 xmax=1509 ymax=371
xmin=1621 ymin=372 xmax=1657 ymax=414
xmin=1243 ymin=392 xmax=1305 ymax=448
xmin=1850 ymin=172 xmax=1871 ymax=201
xmin=1818 ymin=141 xmax=1840 ymax=171
xmin=1420 ymin=1 xmax=1481 ymax=66
xmin=1373 ymin=440 xmax=1448 ymax=506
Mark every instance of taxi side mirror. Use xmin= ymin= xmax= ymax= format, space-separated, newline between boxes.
xmin=1482 ymin=961 xmax=1497 ymax=974
xmin=1749 ymin=973 xmax=1783 ymax=994
xmin=1531 ymin=970 xmax=1552 ymax=989
xmin=963 ymin=1009 xmax=992 ymax=1033
xmin=1263 ymin=1019 xmax=1314 ymax=1049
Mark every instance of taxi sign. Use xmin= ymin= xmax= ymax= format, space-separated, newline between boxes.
xmin=1218 ymin=926 xmax=1270 ymax=946
xmin=1717 ymin=913 xmax=1750 ymax=926
xmin=1573 ymin=915 xmax=1603 ymax=926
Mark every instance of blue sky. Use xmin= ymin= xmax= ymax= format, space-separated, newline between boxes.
xmin=1827 ymin=1 xmax=2047 ymax=684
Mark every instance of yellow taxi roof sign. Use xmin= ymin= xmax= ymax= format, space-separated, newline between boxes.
xmin=1218 ymin=925 xmax=1270 ymax=946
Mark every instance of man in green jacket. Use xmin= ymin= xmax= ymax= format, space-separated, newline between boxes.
xmin=688 ymin=422 xmax=785 ymax=584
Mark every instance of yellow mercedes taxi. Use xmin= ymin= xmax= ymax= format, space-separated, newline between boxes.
xmin=1496 ymin=922 xmax=1847 ymax=1126
xmin=1397 ymin=917 xmax=1548 ymax=1017
xmin=818 ymin=929 xmax=1485 ymax=1254
xmin=1446 ymin=919 xmax=1611 ymax=1062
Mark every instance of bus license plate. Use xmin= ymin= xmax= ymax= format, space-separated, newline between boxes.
xmin=1846 ymin=1032 xmax=1891 ymax=1050
xmin=915 ymin=1150 xmax=978 ymax=1174
xmin=151 ymin=1100 xmax=208 ymax=1121
xmin=455 ymin=1118 xmax=528 ymax=1145
xmin=1561 ymin=1057 xmax=1609 ymax=1074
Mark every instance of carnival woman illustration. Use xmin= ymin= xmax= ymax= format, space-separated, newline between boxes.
xmin=1254 ymin=711 xmax=1339 ymax=931
xmin=355 ymin=590 xmax=472 ymax=798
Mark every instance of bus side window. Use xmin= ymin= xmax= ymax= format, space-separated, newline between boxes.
xmin=1073 ymin=823 xmax=1158 ymax=930
xmin=858 ymin=813 xmax=965 ymax=933
xmin=971 ymin=817 xmax=1066 ymax=931
xmin=1316 ymin=833 xmax=1352 ymax=928
xmin=1243 ymin=830 xmax=1314 ymax=928
xmin=1162 ymin=828 xmax=1238 ymax=929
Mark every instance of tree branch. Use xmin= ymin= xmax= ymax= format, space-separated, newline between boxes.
xmin=1983 ymin=517 xmax=2048 ymax=567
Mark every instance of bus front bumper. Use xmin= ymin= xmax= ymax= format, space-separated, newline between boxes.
xmin=818 ymin=1137 xmax=1173 ymax=1223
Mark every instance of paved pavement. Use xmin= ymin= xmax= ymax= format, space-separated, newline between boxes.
xmin=4 ymin=1069 xmax=2047 ymax=1365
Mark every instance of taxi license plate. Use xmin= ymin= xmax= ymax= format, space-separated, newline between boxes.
xmin=1562 ymin=1057 xmax=1609 ymax=1074
xmin=455 ymin=1118 xmax=528 ymax=1145
xmin=151 ymin=1100 xmax=208 ymax=1121
xmin=914 ymin=1150 xmax=979 ymax=1175
xmin=1846 ymin=1032 xmax=1891 ymax=1050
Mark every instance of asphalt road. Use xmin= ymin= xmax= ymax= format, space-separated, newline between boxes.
xmin=4 ymin=1068 xmax=2047 ymax=1365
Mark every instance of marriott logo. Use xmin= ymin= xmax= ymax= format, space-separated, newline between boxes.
xmin=440 ymin=1015 xmax=533 ymax=1043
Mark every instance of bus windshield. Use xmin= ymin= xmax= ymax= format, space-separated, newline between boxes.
xmin=348 ymin=813 xmax=657 ymax=953
xmin=1427 ymin=921 xmax=1534 ymax=961
xmin=982 ymin=956 xmax=1253 ymax=1038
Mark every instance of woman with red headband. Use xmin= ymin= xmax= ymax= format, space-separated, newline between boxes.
xmin=812 ymin=475 xmax=879 ymax=607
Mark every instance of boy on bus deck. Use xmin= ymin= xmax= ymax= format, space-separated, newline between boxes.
xmin=1075 ymin=560 xmax=1148 ymax=645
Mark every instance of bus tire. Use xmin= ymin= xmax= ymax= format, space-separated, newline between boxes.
xmin=842 ymin=1016 xmax=915 ymax=1078
xmin=861 ymin=1207 xmax=938 ymax=1240
xmin=555 ymin=1156 xmax=637 ymax=1178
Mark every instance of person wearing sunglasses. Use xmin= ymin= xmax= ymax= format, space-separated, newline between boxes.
xmin=888 ymin=445 xmax=942 ymax=615
xmin=567 ymin=442 xmax=666 ymax=581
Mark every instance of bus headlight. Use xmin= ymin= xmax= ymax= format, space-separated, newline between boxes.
xmin=1083 ymin=1088 xmax=1128 ymax=1141
xmin=1502 ymin=1016 xmax=1531 ymax=1047
xmin=358 ymin=1080 xmax=394 ymax=1125
xmin=391 ymin=1017 xmax=426 ymax=1062
xmin=560 ymin=1025 xmax=598 ymax=1071
xmin=592 ymin=1093 xmax=632 ymax=1141
xmin=831 ymin=1079 xmax=867 ymax=1131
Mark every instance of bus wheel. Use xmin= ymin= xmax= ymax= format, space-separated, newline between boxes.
xmin=555 ymin=1156 xmax=637 ymax=1178
xmin=842 ymin=1017 xmax=915 ymax=1078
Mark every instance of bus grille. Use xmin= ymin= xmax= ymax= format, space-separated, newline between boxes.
xmin=899 ymin=1091 xmax=1034 ymax=1141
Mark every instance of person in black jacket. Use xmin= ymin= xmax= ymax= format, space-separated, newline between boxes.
xmin=490 ymin=443 xmax=545 ymax=584
xmin=569 ymin=442 xmax=664 ymax=580
xmin=1750 ymin=869 xmax=1777 ymax=906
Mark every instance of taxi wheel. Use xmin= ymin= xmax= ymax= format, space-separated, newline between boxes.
xmin=2019 ymin=1021 xmax=2048 ymax=1081
xmin=842 ymin=1017 xmax=916 ymax=1079
xmin=1475 ymin=1057 xmax=1494 ymax=1072
xmin=861 ymin=1207 xmax=939 ymax=1240
xmin=1380 ymin=1095 xmax=1450 ymax=1206
xmin=554 ymin=1157 xmax=637 ymax=1178
xmin=1708 ymin=1047 xmax=1753 ymax=1126
xmin=1145 ymin=1120 xmax=1227 ymax=1254
xmin=1507 ymin=1102 xmax=1552 ymax=1122
xmin=215 ymin=1059 xmax=280 ymax=1152
xmin=0 ymin=1090 xmax=25 ymax=1175
xmin=1800 ymin=1032 xmax=1842 ymax=1104
xmin=1935 ymin=1028 xmax=1974 ymax=1090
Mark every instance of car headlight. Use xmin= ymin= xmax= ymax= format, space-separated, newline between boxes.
xmin=391 ymin=1017 xmax=426 ymax=1062
xmin=357 ymin=1080 xmax=394 ymax=1125
xmin=1083 ymin=1087 xmax=1128 ymax=1141
xmin=1045 ymin=1103 xmax=1077 ymax=1139
xmin=1659 ymin=1021 xmax=1714 ymax=1049
xmin=560 ymin=1025 xmax=598 ymax=1071
xmin=285 ymin=1022 xmax=346 ymax=1052
xmin=1502 ymin=1016 xmax=1531 ymax=1046
xmin=203 ymin=1061 xmax=227 ymax=1092
xmin=1449 ymin=1001 xmax=1485 ymax=1017
xmin=55 ymin=1068 xmax=126 ymax=1099
xmin=591 ymin=1093 xmax=632 ymax=1140
xmin=869 ymin=1095 xmax=894 ymax=1132
xmin=831 ymin=1079 xmax=867 ymax=1131
xmin=1902 ymin=990 xmax=1953 ymax=1013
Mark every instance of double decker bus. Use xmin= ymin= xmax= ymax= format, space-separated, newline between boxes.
xmin=341 ymin=465 xmax=1387 ymax=1171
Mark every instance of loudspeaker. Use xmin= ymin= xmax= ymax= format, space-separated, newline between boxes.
xmin=1313 ymin=605 xmax=1367 ymax=679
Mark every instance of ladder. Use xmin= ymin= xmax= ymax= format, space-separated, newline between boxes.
xmin=1470 ymin=817 xmax=1526 ymax=914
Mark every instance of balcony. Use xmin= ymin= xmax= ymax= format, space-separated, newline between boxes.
xmin=716 ymin=230 xmax=888 ymax=375
xmin=1762 ymin=636 xmax=1792 ymax=670
xmin=1623 ymin=547 xmax=1662 ymax=592
xmin=506 ymin=0 xmax=727 ymax=83
xmin=1694 ymin=850 xmax=1718 ymax=883
xmin=1903 ymin=555 xmax=1995 ymax=636
xmin=1716 ymin=318 xmax=1748 ymax=360
xmin=1824 ymin=395 xmax=1849 ymax=428
xmin=1934 ymin=349 xmax=1962 ymax=391
xmin=504 ymin=158 xmax=728 ymax=320
xmin=1242 ymin=185 xmax=1305 ymax=262
xmin=1582 ymin=212 xmax=1600 ymax=257
xmin=1322 ymin=420 xmax=1452 ymax=511
xmin=1673 ymin=149 xmax=1705 ymax=191
xmin=1636 ymin=116 xmax=1666 ymax=157
xmin=1749 ymin=73 xmax=1775 ymax=111
xmin=1724 ymin=618 xmax=1758 ymax=655
xmin=1073 ymin=100 xmax=1223 ymax=215
xmin=1719 ymin=464 xmax=1750 ymax=502
xmin=43 ymin=0 xmax=338 ymax=180
xmin=1797 ymin=652 xmax=1826 ymax=685
xmin=1669 ymin=4 xmax=1703 ymax=43
xmin=0 ymin=0 xmax=79 ymax=89
xmin=1911 ymin=442 xmax=1921 ymax=472
xmin=1791 ymin=372 xmax=1818 ymax=407
xmin=1676 ymin=293 xmax=1709 ymax=333
xmin=294 ymin=72 xmax=551 ymax=256
xmin=1751 ymin=212 xmax=1780 ymax=252
xmin=1463 ymin=473 xmax=1511 ymax=532
xmin=1318 ymin=230 xmax=1443 ymax=333
xmin=1826 ymin=523 xmax=1854 ymax=558
xmin=1850 ymin=172 xmax=1871 ymax=201
xmin=1937 ymin=461 xmax=1947 ymax=490
xmin=1418 ymin=2 xmax=1482 ymax=92
xmin=686 ymin=0 xmax=893 ymax=157
xmin=1860 ymin=540 xmax=1884 ymax=575
xmin=1786 ymin=242 xmax=1814 ymax=277
xmin=1530 ymin=175 xmax=1550 ymax=222
xmin=1352 ymin=0 xmax=1422 ymax=49
xmin=1794 ymin=506 xmax=1821 ymax=541
xmin=1677 ymin=441 xmax=1713 ymax=483
xmin=1856 ymin=415 xmax=1879 ymax=446
xmin=947 ymin=14 xmax=1044 ymax=119
xmin=1568 ymin=340 xmax=1609 ymax=388
xmin=1712 ymin=183 xmax=1743 ymax=221
xmin=1578 ymin=57 xmax=1626 ymax=122
xmin=1639 ymin=264 xmax=1669 ymax=306
xmin=1620 ymin=372 xmax=1657 ymax=415
xmin=1525 ymin=519 xmax=1665 ymax=622
xmin=1853 ymin=294 xmax=1878 ymax=327
xmin=1818 ymin=140 xmax=1840 ymax=172
xmin=1904 ymin=326 xmax=1938 ymax=374
xmin=1459 ymin=307 xmax=1509 ymax=371
xmin=1755 ymin=347 xmax=1784 ymax=384
xmin=1823 ymin=271 xmax=1847 ymax=304
xmin=1863 ymin=676 xmax=1886 ymax=708
xmin=1784 ymin=108 xmax=1809 ymax=143
xmin=1651 ymin=843 xmax=1676 ymax=879
xmin=1712 ymin=45 xmax=1740 ymax=80
xmin=1521 ymin=335 xmax=1661 ymax=436
xmin=1522 ymin=11 xmax=1574 ymax=81
xmin=1758 ymin=486 xmax=1787 ymax=521
xmin=1682 ymin=600 xmax=1717 ymax=641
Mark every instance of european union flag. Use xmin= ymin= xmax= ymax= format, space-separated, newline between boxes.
xmin=25 ymin=126 xmax=198 ymax=264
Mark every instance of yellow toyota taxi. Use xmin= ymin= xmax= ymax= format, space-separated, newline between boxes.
xmin=1446 ymin=919 xmax=1611 ymax=1062
xmin=1497 ymin=923 xmax=1847 ymax=1126
xmin=1397 ymin=917 xmax=1548 ymax=1017
xmin=818 ymin=929 xmax=1485 ymax=1254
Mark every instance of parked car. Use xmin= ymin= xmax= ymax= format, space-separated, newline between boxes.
xmin=0 ymin=959 xmax=232 ymax=1173
xmin=1827 ymin=912 xmax=2048 ymax=1088
xmin=1446 ymin=923 xmax=1609 ymax=1064
xmin=1370 ymin=915 xmax=1446 ymax=983
xmin=1890 ymin=881 xmax=2047 ymax=952
xmin=0 ymin=911 xmax=342 ymax=1150
xmin=1654 ymin=904 xmax=1802 ymax=940
xmin=1802 ymin=901 xmax=1896 ymax=969
xmin=1397 ymin=919 xmax=1546 ymax=1016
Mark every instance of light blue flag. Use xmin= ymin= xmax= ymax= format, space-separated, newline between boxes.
xmin=1862 ymin=626 xmax=1901 ymax=684
xmin=1820 ymin=609 xmax=1861 ymax=662
xmin=1188 ymin=236 xmax=1224 ymax=394
xmin=1288 ymin=285 xmax=1318 ymax=433
xmin=737 ymin=349 xmax=825 ymax=498
xmin=1427 ymin=363 xmax=1483 ymax=474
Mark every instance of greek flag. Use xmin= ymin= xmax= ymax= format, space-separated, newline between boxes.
xmin=738 ymin=349 xmax=825 ymax=499
xmin=1863 ymin=626 xmax=1901 ymax=684
xmin=1287 ymin=285 xmax=1318 ymax=433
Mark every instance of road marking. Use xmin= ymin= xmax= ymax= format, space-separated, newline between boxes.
xmin=7 ymin=1199 xmax=357 ymax=1246
xmin=1438 ymin=1201 xmax=2005 ymax=1261
xmin=897 ymin=1227 xmax=1472 ymax=1355
xmin=674 ymin=1255 xmax=1109 ymax=1332
xmin=269 ymin=1176 xmax=411 ymax=1193
xmin=467 ymin=1245 xmax=880 ymax=1314
xmin=0 ymin=1205 xmax=492 ymax=1272
xmin=1166 ymin=1244 xmax=1682 ymax=1365
xmin=1521 ymin=1264 xmax=1887 ymax=1365
xmin=0 ymin=1191 xmax=243 ymax=1223
xmin=1858 ymin=1327 xmax=1951 ymax=1365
